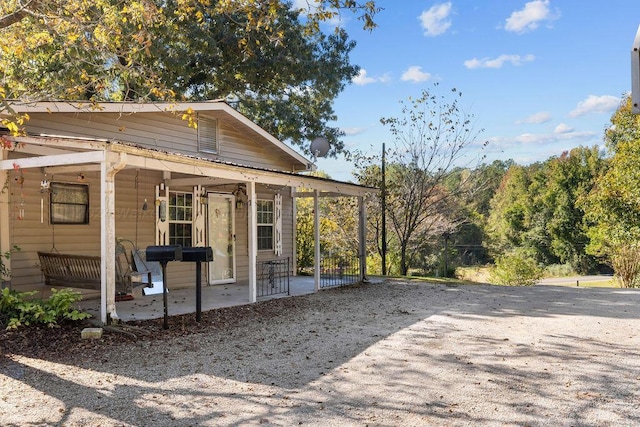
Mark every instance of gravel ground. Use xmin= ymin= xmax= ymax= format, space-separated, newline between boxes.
xmin=2 ymin=279 xmax=640 ymax=426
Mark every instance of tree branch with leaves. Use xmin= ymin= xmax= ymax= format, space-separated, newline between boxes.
xmin=1 ymin=0 xmax=381 ymax=155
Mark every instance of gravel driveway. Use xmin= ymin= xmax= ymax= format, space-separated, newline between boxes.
xmin=2 ymin=279 xmax=640 ymax=426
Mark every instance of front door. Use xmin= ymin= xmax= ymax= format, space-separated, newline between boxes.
xmin=207 ymin=193 xmax=236 ymax=284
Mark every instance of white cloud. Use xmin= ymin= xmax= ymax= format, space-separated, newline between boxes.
xmin=342 ymin=127 xmax=366 ymax=136
xmin=554 ymin=123 xmax=574 ymax=134
xmin=516 ymin=111 xmax=552 ymax=124
xmin=401 ymin=66 xmax=432 ymax=82
xmin=464 ymin=54 xmax=535 ymax=69
xmin=569 ymin=95 xmax=620 ymax=117
xmin=352 ymin=69 xmax=377 ymax=86
xmin=378 ymin=73 xmax=392 ymax=83
xmin=419 ymin=2 xmax=453 ymax=36
xmin=505 ymin=0 xmax=560 ymax=34
xmin=489 ymin=130 xmax=597 ymax=148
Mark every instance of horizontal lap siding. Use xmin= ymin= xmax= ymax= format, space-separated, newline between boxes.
xmin=7 ymin=168 xmax=295 ymax=292
xmin=26 ymin=113 xmax=296 ymax=171
xmin=217 ymin=122 xmax=292 ymax=171
xmin=11 ymin=112 xmax=303 ymax=292
xmin=4 ymin=168 xmax=207 ymax=294
xmin=8 ymin=168 xmax=101 ymax=293
xmin=25 ymin=112 xmax=198 ymax=156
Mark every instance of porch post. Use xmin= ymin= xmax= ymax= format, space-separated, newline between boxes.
xmin=291 ymin=188 xmax=297 ymax=276
xmin=247 ymin=181 xmax=257 ymax=302
xmin=100 ymin=153 xmax=127 ymax=324
xmin=358 ymin=196 xmax=368 ymax=282
xmin=0 ymin=149 xmax=9 ymax=279
xmin=313 ymin=189 xmax=320 ymax=292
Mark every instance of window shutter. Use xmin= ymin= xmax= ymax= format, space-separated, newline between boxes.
xmin=193 ymin=185 xmax=206 ymax=247
xmin=155 ymin=184 xmax=169 ymax=245
xmin=274 ymin=194 xmax=282 ymax=256
xmin=198 ymin=116 xmax=218 ymax=154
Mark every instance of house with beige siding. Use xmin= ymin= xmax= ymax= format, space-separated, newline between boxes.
xmin=0 ymin=101 xmax=374 ymax=324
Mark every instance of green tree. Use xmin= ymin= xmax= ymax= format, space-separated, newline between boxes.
xmin=444 ymin=160 xmax=512 ymax=266
xmin=296 ymin=196 xmax=316 ymax=272
xmin=485 ymin=165 xmax=532 ymax=256
xmin=295 ymin=171 xmax=360 ymax=273
xmin=486 ymin=148 xmax=603 ymax=273
xmin=0 ymin=1 xmax=381 ymax=154
xmin=604 ymin=95 xmax=640 ymax=151
xmin=542 ymin=147 xmax=604 ymax=273
xmin=582 ymin=97 xmax=640 ymax=285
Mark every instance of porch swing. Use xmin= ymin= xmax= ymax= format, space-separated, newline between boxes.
xmin=37 ymin=170 xmax=155 ymax=295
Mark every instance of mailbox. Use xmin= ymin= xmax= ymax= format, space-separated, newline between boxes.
xmin=181 ymin=247 xmax=213 ymax=263
xmin=145 ymin=245 xmax=183 ymax=263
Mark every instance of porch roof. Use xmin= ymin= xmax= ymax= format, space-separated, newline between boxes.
xmin=1 ymin=133 xmax=377 ymax=197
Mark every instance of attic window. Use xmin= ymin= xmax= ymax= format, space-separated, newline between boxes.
xmin=197 ymin=116 xmax=218 ymax=154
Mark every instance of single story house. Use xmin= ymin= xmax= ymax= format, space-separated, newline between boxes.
xmin=0 ymin=100 xmax=375 ymax=324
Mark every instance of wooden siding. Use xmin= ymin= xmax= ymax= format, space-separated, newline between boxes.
xmin=7 ymin=163 xmax=295 ymax=295
xmin=6 ymin=167 xmax=196 ymax=294
xmin=24 ymin=112 xmax=298 ymax=171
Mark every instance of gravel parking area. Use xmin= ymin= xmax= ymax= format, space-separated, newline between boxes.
xmin=2 ymin=279 xmax=640 ymax=426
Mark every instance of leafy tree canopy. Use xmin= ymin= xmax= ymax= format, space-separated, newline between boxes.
xmin=0 ymin=0 xmax=381 ymax=155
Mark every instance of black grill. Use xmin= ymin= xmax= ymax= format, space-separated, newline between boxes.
xmin=145 ymin=245 xmax=183 ymax=263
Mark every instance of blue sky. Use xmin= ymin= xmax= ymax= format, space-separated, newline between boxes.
xmin=306 ymin=0 xmax=640 ymax=181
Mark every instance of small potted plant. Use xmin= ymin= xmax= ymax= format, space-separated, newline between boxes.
xmin=0 ymin=245 xmax=20 ymax=289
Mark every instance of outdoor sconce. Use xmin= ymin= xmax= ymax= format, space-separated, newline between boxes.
xmin=233 ymin=184 xmax=247 ymax=210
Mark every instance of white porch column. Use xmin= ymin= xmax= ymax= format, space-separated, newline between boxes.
xmin=100 ymin=153 xmax=127 ymax=324
xmin=291 ymin=189 xmax=297 ymax=276
xmin=247 ymin=181 xmax=257 ymax=303
xmin=0 ymin=149 xmax=10 ymax=277
xmin=358 ymin=196 xmax=368 ymax=282
xmin=313 ymin=189 xmax=320 ymax=292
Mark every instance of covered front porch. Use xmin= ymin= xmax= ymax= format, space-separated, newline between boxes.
xmin=1 ymin=134 xmax=375 ymax=325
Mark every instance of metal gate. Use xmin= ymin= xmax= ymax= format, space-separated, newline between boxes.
xmin=320 ymin=255 xmax=360 ymax=289
xmin=257 ymin=258 xmax=290 ymax=297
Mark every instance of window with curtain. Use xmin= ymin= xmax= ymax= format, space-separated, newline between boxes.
xmin=50 ymin=182 xmax=89 ymax=224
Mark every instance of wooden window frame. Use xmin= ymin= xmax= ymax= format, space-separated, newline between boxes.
xmin=256 ymin=199 xmax=274 ymax=251
xmin=168 ymin=191 xmax=193 ymax=247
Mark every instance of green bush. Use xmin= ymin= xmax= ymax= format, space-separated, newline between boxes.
xmin=544 ymin=263 xmax=576 ymax=278
xmin=489 ymin=249 xmax=544 ymax=286
xmin=0 ymin=288 xmax=91 ymax=330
